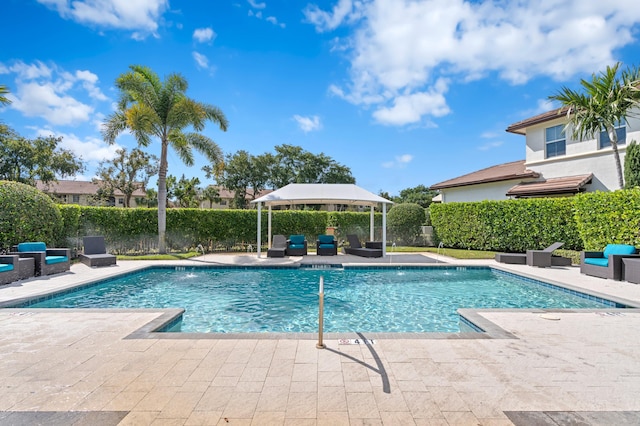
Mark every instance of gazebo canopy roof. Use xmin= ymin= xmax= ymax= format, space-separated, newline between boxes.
xmin=251 ymin=183 xmax=393 ymax=207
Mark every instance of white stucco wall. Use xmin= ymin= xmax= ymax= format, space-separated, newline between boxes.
xmin=440 ymin=179 xmax=534 ymax=203
xmin=524 ymin=113 xmax=640 ymax=191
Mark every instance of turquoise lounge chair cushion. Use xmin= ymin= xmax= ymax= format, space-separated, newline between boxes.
xmin=289 ymin=235 xmax=305 ymax=245
xmin=289 ymin=244 xmax=305 ymax=249
xmin=45 ymin=256 xmax=68 ymax=265
xmin=18 ymin=242 xmax=46 ymax=252
xmin=319 ymin=244 xmax=335 ymax=249
xmin=0 ymin=264 xmax=14 ymax=272
xmin=603 ymin=244 xmax=636 ymax=257
xmin=584 ymin=258 xmax=609 ymax=267
xmin=318 ymin=235 xmax=334 ymax=244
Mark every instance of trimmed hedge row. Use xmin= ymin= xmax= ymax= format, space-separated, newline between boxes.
xmin=430 ymin=198 xmax=582 ymax=252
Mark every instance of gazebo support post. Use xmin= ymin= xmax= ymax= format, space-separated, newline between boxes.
xmin=268 ymin=205 xmax=272 ymax=248
xmin=257 ymin=202 xmax=262 ymax=258
xmin=382 ymin=203 xmax=387 ymax=257
xmin=369 ymin=206 xmax=374 ymax=242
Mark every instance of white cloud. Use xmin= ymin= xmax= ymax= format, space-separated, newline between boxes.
xmin=193 ymin=27 xmax=216 ymax=43
xmin=192 ymin=51 xmax=210 ymax=70
xmin=382 ymin=154 xmax=413 ymax=168
xmin=36 ymin=0 xmax=168 ymax=38
xmin=248 ymin=0 xmax=266 ymax=9
xmin=35 ymin=128 xmax=121 ymax=163
xmin=266 ymin=16 xmax=285 ymax=28
xmin=293 ymin=115 xmax=322 ymax=133
xmin=248 ymin=10 xmax=263 ymax=19
xmin=478 ymin=141 xmax=504 ymax=151
xmin=310 ymin=0 xmax=640 ymax=126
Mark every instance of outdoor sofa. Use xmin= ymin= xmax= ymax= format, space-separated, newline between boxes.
xmin=79 ymin=236 xmax=117 ymax=267
xmin=344 ymin=234 xmax=383 ymax=258
xmin=580 ymin=244 xmax=639 ymax=281
xmin=0 ymin=255 xmax=19 ymax=285
xmin=10 ymin=242 xmax=70 ymax=276
xmin=286 ymin=235 xmax=308 ymax=256
xmin=316 ymin=235 xmax=338 ymax=256
xmin=267 ymin=235 xmax=287 ymax=258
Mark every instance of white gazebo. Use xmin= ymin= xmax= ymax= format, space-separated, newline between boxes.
xmin=250 ymin=183 xmax=394 ymax=257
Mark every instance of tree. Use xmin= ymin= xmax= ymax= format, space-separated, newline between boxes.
xmin=0 ymin=125 xmax=84 ymax=185
xmin=387 ymin=203 xmax=426 ymax=246
xmin=103 ymin=65 xmax=227 ymax=253
xmin=94 ymin=147 xmax=159 ymax=207
xmin=215 ymin=150 xmax=271 ymax=208
xmin=136 ymin=188 xmax=158 ymax=208
xmin=269 ymin=144 xmax=354 ymax=188
xmin=0 ymin=85 xmax=11 ymax=106
xmin=173 ymin=174 xmax=201 ymax=208
xmin=201 ymin=185 xmax=221 ymax=208
xmin=549 ymin=63 xmax=640 ymax=188
xmin=624 ymin=140 xmax=640 ymax=188
xmin=397 ymin=185 xmax=437 ymax=208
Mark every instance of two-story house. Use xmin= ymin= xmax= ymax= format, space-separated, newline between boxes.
xmin=431 ymin=107 xmax=640 ymax=202
xmin=36 ymin=180 xmax=147 ymax=207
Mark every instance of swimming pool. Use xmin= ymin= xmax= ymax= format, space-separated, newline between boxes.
xmin=14 ymin=266 xmax=625 ymax=333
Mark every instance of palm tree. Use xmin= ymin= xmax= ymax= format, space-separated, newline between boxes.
xmin=103 ymin=65 xmax=227 ymax=253
xmin=0 ymin=85 xmax=11 ymax=106
xmin=549 ymin=63 xmax=640 ymax=189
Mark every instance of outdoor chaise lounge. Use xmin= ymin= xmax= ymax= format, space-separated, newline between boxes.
xmin=344 ymin=234 xmax=383 ymax=258
xmin=316 ymin=235 xmax=338 ymax=256
xmin=580 ymin=244 xmax=639 ymax=280
xmin=495 ymin=242 xmax=571 ymax=267
xmin=0 ymin=255 xmax=19 ymax=285
xmin=267 ymin=235 xmax=287 ymax=258
xmin=79 ymin=236 xmax=117 ymax=267
xmin=286 ymin=235 xmax=308 ymax=256
xmin=10 ymin=242 xmax=70 ymax=276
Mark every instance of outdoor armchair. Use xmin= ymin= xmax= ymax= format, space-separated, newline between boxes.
xmin=580 ymin=244 xmax=639 ymax=281
xmin=316 ymin=235 xmax=338 ymax=256
xmin=10 ymin=242 xmax=70 ymax=276
xmin=79 ymin=236 xmax=117 ymax=267
xmin=0 ymin=255 xmax=19 ymax=285
xmin=286 ymin=235 xmax=308 ymax=256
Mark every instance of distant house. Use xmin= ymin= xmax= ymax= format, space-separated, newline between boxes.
xmin=198 ymin=186 xmax=274 ymax=209
xmin=36 ymin=180 xmax=147 ymax=207
xmin=431 ymin=106 xmax=639 ymax=202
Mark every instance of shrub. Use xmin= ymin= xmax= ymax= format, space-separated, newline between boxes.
xmin=387 ymin=203 xmax=426 ymax=245
xmin=0 ymin=180 xmax=63 ymax=250
xmin=624 ymin=140 xmax=640 ymax=188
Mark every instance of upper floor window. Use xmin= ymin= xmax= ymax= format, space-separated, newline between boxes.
xmin=599 ymin=122 xmax=626 ymax=149
xmin=545 ymin=124 xmax=566 ymax=158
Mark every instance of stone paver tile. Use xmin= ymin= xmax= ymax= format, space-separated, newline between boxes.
xmin=211 ymin=375 xmax=240 ymax=387
xmin=428 ymin=386 xmax=470 ymax=412
xmin=195 ymin=386 xmax=234 ymax=411
xmin=217 ymin=362 xmax=246 ymax=377
xmin=250 ymin=411 xmax=286 ymax=425
xmin=318 ymin=370 xmax=344 ymax=387
xmin=71 ymin=386 xmax=124 ymax=411
xmin=118 ymin=410 xmax=160 ymax=425
xmin=184 ymin=410 xmax=222 ymax=425
xmin=222 ymin=391 xmax=260 ymax=418
xmin=292 ymin=363 xmax=317 ymax=382
xmin=372 ymin=387 xmax=409 ymax=412
xmin=348 ymin=418 xmax=383 ymax=425
xmin=150 ymin=418 xmax=187 ymax=425
xmin=290 ymin=381 xmax=317 ymax=393
xmin=316 ymin=411 xmax=350 ymax=425
xmin=236 ymin=381 xmax=265 ymax=392
xmin=294 ymin=343 xmax=318 ymax=364
xmin=187 ymin=366 xmax=220 ymax=382
xmin=157 ymin=391 xmax=204 ymax=419
xmin=342 ymin=362 xmax=370 ymax=382
xmin=317 ymin=349 xmax=343 ymax=372
xmin=268 ymin=359 xmax=294 ymax=377
xmin=476 ymin=418 xmax=515 ymax=426
xmin=264 ymin=376 xmax=292 ymax=388
xmin=346 ymin=392 xmax=380 ymax=419
xmin=344 ymin=380 xmax=373 ymax=393
xmin=286 ymin=392 xmax=317 ymax=419
xmin=389 ymin=362 xmax=420 ymax=381
xmin=256 ymin=385 xmax=290 ymax=412
xmin=134 ymin=386 xmax=180 ymax=412
xmin=403 ymin=391 xmax=443 ymax=419
xmin=380 ymin=411 xmax=417 ymax=425
xmin=217 ymin=419 xmax=251 ymax=426
xmin=102 ymin=391 xmax=147 ymax=410
xmin=283 ymin=419 xmax=316 ymax=426
xmin=317 ymin=386 xmax=347 ymax=412
xmin=240 ymin=367 xmax=269 ymax=382
xmin=397 ymin=380 xmax=427 ymax=392
xmin=442 ymin=410 xmax=481 ymax=425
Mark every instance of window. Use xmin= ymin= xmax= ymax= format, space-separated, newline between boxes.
xmin=220 ymin=200 xmax=227 ymax=206
xmin=118 ymin=198 xmax=124 ymax=205
xmin=545 ymin=125 xmax=566 ymax=158
xmin=72 ymin=195 xmax=80 ymax=203
xmin=599 ymin=122 xmax=626 ymax=149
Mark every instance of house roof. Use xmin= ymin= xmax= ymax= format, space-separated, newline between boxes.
xmin=506 ymin=174 xmax=593 ymax=197
xmin=36 ymin=180 xmax=147 ymax=197
xmin=506 ymin=107 xmax=569 ymax=135
xmin=430 ymin=160 xmax=540 ymax=190
xmin=251 ymin=183 xmax=392 ymax=207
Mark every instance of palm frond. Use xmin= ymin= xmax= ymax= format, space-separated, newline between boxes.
xmin=102 ymin=111 xmax=128 ymax=144
xmin=185 ymin=132 xmax=223 ymax=164
xmin=168 ymin=129 xmax=195 ymax=166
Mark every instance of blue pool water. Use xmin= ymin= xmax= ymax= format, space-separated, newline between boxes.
xmin=22 ymin=266 xmax=620 ymax=333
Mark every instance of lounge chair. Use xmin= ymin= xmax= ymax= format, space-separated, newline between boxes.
xmin=79 ymin=236 xmax=117 ymax=267
xmin=580 ymin=244 xmax=639 ymax=280
xmin=495 ymin=242 xmax=570 ymax=267
xmin=316 ymin=235 xmax=338 ymax=256
xmin=267 ymin=235 xmax=287 ymax=258
xmin=0 ymin=255 xmax=19 ymax=285
xmin=10 ymin=242 xmax=70 ymax=276
xmin=286 ymin=235 xmax=308 ymax=256
xmin=344 ymin=234 xmax=383 ymax=258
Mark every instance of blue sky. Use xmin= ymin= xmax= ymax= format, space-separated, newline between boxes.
xmin=2 ymin=0 xmax=640 ymax=196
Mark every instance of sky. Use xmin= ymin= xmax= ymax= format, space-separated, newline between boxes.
xmin=2 ymin=0 xmax=640 ymax=196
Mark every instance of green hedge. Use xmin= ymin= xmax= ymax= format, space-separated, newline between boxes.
xmin=430 ymin=198 xmax=582 ymax=252
xmin=573 ymin=188 xmax=640 ymax=250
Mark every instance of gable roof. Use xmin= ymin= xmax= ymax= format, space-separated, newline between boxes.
xmin=506 ymin=107 xmax=568 ymax=135
xmin=430 ymin=160 xmax=540 ymax=190
xmin=506 ymin=174 xmax=593 ymax=197
xmin=251 ymin=183 xmax=392 ymax=207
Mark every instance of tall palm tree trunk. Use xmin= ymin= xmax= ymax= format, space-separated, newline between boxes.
xmin=608 ymin=126 xmax=625 ymax=189
xmin=157 ymin=141 xmax=169 ymax=253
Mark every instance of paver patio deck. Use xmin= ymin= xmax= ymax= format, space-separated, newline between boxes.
xmin=1 ymin=252 xmax=640 ymax=425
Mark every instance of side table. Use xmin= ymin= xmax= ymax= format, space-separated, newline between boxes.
xmin=623 ymin=258 xmax=640 ymax=284
xmin=18 ymin=257 xmax=35 ymax=280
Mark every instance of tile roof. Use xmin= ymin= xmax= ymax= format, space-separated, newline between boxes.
xmin=430 ymin=160 xmax=539 ymax=190
xmin=506 ymin=174 xmax=593 ymax=197
xmin=506 ymin=107 xmax=569 ymax=135
xmin=36 ymin=180 xmax=147 ymax=197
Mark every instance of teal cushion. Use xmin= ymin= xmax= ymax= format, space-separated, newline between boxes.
xmin=603 ymin=244 xmax=636 ymax=257
xmin=45 ymin=256 xmax=68 ymax=265
xmin=318 ymin=235 xmax=334 ymax=244
xmin=0 ymin=264 xmax=14 ymax=272
xmin=289 ymin=244 xmax=304 ymax=249
xmin=319 ymin=243 xmax=335 ymax=249
xmin=584 ymin=258 xmax=609 ymax=267
xmin=18 ymin=242 xmax=46 ymax=252
xmin=290 ymin=235 xmax=305 ymax=244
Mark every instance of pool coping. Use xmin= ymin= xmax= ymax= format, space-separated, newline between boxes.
xmin=3 ymin=262 xmax=640 ymax=341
